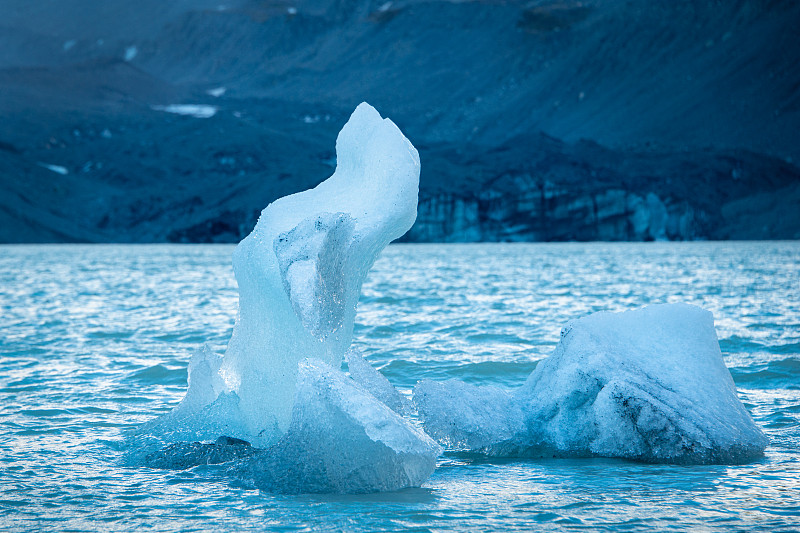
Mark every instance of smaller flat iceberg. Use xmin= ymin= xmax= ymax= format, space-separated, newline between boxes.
xmin=415 ymin=304 xmax=768 ymax=464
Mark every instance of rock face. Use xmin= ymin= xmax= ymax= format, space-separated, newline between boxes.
xmin=410 ymin=186 xmax=689 ymax=242
xmin=415 ymin=304 xmax=768 ymax=464
xmin=1 ymin=0 xmax=799 ymax=242
xmin=406 ymin=138 xmax=800 ymax=242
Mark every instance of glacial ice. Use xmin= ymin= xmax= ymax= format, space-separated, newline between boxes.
xmin=142 ymin=359 xmax=440 ymax=493
xmin=345 ymin=348 xmax=411 ymax=414
xmin=414 ymin=379 xmax=523 ymax=453
xmin=158 ymin=102 xmax=420 ymax=447
xmin=218 ymin=102 xmax=420 ymax=445
xmin=415 ymin=304 xmax=768 ymax=463
xmin=234 ymin=359 xmax=440 ymax=494
xmin=135 ymin=102 xmax=433 ymax=492
xmin=37 ymin=162 xmax=69 ymax=175
xmin=123 ymin=45 xmax=138 ymax=62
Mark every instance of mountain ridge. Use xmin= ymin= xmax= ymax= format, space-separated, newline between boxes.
xmin=1 ymin=0 xmax=798 ymax=242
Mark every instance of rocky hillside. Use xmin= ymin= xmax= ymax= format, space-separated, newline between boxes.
xmin=1 ymin=0 xmax=798 ymax=242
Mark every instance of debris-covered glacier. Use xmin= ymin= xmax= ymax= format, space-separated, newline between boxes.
xmin=415 ymin=304 xmax=768 ymax=464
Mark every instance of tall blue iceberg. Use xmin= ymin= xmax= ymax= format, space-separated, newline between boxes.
xmin=136 ymin=103 xmax=440 ymax=493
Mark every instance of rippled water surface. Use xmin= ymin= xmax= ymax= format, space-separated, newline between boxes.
xmin=1 ymin=242 xmax=799 ymax=531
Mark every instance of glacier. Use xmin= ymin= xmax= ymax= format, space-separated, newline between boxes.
xmin=134 ymin=102 xmax=439 ymax=493
xmin=415 ymin=304 xmax=768 ymax=464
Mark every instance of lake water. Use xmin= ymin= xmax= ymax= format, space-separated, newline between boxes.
xmin=1 ymin=242 xmax=798 ymax=531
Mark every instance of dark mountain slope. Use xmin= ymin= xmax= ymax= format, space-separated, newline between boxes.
xmin=1 ymin=0 xmax=798 ymax=242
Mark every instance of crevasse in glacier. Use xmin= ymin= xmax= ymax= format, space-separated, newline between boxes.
xmin=415 ymin=304 xmax=768 ymax=464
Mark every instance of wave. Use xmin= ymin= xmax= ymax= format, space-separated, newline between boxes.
xmin=730 ymin=358 xmax=800 ymax=390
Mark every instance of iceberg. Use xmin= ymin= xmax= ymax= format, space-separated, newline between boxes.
xmin=143 ymin=359 xmax=440 ymax=494
xmin=345 ymin=348 xmax=411 ymax=415
xmin=220 ymin=102 xmax=420 ymax=445
xmin=235 ymin=359 xmax=439 ymax=494
xmin=415 ymin=304 xmax=768 ymax=464
xmin=414 ymin=379 xmax=523 ymax=453
xmin=134 ymin=102 xmax=436 ymax=492
xmin=167 ymin=102 xmax=419 ymax=446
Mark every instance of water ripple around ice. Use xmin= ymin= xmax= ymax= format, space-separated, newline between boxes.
xmin=0 ymin=242 xmax=798 ymax=530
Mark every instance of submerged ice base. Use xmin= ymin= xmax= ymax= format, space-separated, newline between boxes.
xmin=134 ymin=102 xmax=437 ymax=493
xmin=235 ymin=359 xmax=439 ymax=494
xmin=142 ymin=359 xmax=440 ymax=494
xmin=415 ymin=304 xmax=768 ymax=464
